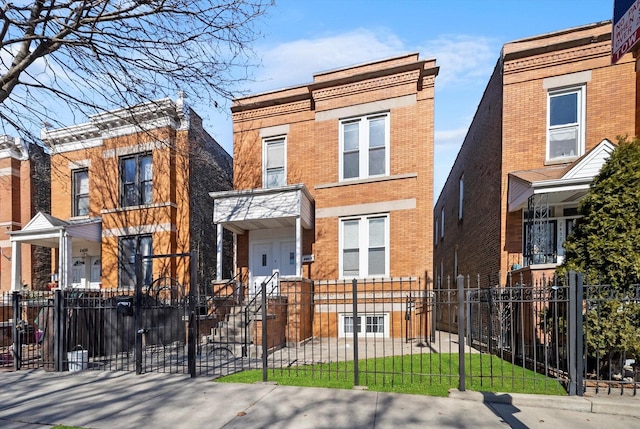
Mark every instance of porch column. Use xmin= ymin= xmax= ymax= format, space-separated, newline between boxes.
xmin=216 ymin=223 xmax=223 ymax=280
xmin=233 ymin=232 xmax=237 ymax=278
xmin=10 ymin=240 xmax=21 ymax=291
xmin=59 ymin=230 xmax=72 ymax=289
xmin=295 ymin=217 xmax=302 ymax=277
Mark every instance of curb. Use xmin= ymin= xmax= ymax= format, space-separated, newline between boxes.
xmin=448 ymin=389 xmax=640 ymax=417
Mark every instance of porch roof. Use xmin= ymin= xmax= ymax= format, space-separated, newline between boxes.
xmin=209 ymin=184 xmax=314 ymax=235
xmin=507 ymin=139 xmax=615 ymax=212
xmin=8 ymin=212 xmax=102 ymax=247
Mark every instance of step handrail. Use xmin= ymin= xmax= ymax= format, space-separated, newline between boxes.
xmin=242 ymin=271 xmax=280 ymax=357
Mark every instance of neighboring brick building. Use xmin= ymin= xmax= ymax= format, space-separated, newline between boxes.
xmin=210 ymin=54 xmax=438 ymax=338
xmin=434 ymin=21 xmax=636 ymax=290
xmin=0 ymin=136 xmax=50 ymax=291
xmin=9 ymin=95 xmax=232 ymax=291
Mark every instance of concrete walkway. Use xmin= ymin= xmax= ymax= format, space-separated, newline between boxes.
xmin=0 ymin=370 xmax=638 ymax=428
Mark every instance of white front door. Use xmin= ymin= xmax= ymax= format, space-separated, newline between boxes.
xmin=251 ymin=242 xmax=275 ymax=297
xmin=71 ymin=257 xmax=86 ymax=287
xmin=279 ymin=241 xmax=296 ymax=276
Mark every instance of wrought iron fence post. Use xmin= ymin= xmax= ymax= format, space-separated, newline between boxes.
xmin=567 ymin=271 xmax=577 ymax=396
xmin=576 ymin=272 xmax=584 ymax=396
xmin=54 ymin=289 xmax=64 ymax=372
xmin=261 ymin=281 xmax=268 ymax=382
xmin=188 ymin=249 xmax=197 ymax=378
xmin=457 ymin=274 xmax=465 ymax=391
xmin=352 ymin=278 xmax=359 ymax=387
xmin=12 ymin=291 xmax=21 ymax=371
xmin=134 ymin=252 xmax=143 ymax=375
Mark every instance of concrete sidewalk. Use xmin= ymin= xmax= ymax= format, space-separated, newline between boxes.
xmin=0 ymin=370 xmax=638 ymax=429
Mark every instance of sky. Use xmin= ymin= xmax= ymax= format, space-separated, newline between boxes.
xmin=200 ymin=0 xmax=615 ymax=200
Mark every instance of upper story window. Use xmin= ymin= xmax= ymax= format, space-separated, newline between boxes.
xmin=340 ymin=214 xmax=389 ymax=278
xmin=435 ymin=219 xmax=439 ymax=245
xmin=458 ymin=175 xmax=464 ymax=220
xmin=547 ymin=86 xmax=585 ymax=162
xmin=121 ymin=153 xmax=152 ymax=207
xmin=440 ymin=207 xmax=445 ymax=239
xmin=340 ymin=113 xmax=389 ymax=181
xmin=119 ymin=235 xmax=152 ymax=288
xmin=263 ymin=136 xmax=286 ymax=188
xmin=72 ymin=168 xmax=89 ymax=217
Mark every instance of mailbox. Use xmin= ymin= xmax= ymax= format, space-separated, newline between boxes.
xmin=116 ymin=297 xmax=134 ymax=316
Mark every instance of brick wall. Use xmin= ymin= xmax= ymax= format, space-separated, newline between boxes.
xmin=231 ymin=54 xmax=437 ymax=282
xmin=434 ymin=61 xmax=504 ymax=286
xmin=435 ymin=22 xmax=637 ymax=287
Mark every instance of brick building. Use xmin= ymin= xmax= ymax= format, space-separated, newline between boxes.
xmin=0 ymin=136 xmax=50 ymax=291
xmin=210 ymin=54 xmax=438 ymax=338
xmin=8 ymin=95 xmax=232 ymax=292
xmin=433 ymin=21 xmax=636 ymax=290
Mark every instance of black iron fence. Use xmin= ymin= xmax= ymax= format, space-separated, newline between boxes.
xmin=3 ymin=272 xmax=637 ymax=397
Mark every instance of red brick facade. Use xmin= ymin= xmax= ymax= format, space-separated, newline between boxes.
xmin=0 ymin=137 xmax=50 ymax=291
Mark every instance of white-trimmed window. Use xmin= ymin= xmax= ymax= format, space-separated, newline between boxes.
xmin=340 ymin=215 xmax=388 ymax=278
xmin=435 ymin=219 xmax=439 ymax=245
xmin=340 ymin=113 xmax=389 ymax=180
xmin=72 ymin=168 xmax=89 ymax=217
xmin=547 ymin=86 xmax=585 ymax=162
xmin=440 ymin=207 xmax=445 ymax=239
xmin=263 ymin=136 xmax=286 ymax=188
xmin=339 ymin=313 xmax=389 ymax=338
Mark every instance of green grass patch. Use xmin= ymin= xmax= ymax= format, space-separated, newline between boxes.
xmin=218 ymin=353 xmax=567 ymax=397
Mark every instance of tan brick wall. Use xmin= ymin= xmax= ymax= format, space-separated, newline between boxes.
xmin=232 ymin=55 xmax=436 ymax=283
xmin=48 ymin=113 xmax=231 ymax=290
xmin=435 ymin=23 xmax=637 ymax=287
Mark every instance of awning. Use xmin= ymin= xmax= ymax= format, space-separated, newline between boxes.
xmin=209 ymin=184 xmax=314 ymax=234
xmin=507 ymin=139 xmax=615 ymax=212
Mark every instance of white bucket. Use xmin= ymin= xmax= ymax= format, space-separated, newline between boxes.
xmin=67 ymin=347 xmax=88 ymax=372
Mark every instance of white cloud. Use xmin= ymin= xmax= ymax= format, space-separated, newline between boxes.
xmin=419 ymin=35 xmax=497 ymax=88
xmin=252 ymin=29 xmax=405 ymax=92
xmin=252 ymin=30 xmax=497 ymax=94
xmin=435 ymin=127 xmax=468 ymax=148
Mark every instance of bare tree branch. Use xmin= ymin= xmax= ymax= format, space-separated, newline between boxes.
xmin=0 ymin=0 xmax=272 ymax=145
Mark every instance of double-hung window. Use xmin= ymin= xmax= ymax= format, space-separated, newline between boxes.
xmin=340 ymin=113 xmax=389 ymax=180
xmin=340 ymin=215 xmax=388 ymax=278
xmin=72 ymin=169 xmax=89 ymax=217
xmin=119 ymin=235 xmax=152 ymax=288
xmin=547 ymin=86 xmax=585 ymax=162
xmin=263 ymin=137 xmax=286 ymax=188
xmin=121 ymin=153 xmax=152 ymax=207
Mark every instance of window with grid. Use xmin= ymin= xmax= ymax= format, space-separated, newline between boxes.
xmin=340 ymin=113 xmax=389 ymax=180
xmin=340 ymin=215 xmax=388 ymax=278
xmin=121 ymin=153 xmax=152 ymax=207
xmin=119 ymin=235 xmax=152 ymax=288
xmin=72 ymin=168 xmax=89 ymax=216
xmin=339 ymin=314 xmax=388 ymax=337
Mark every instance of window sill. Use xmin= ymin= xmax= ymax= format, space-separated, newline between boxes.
xmin=69 ymin=215 xmax=90 ymax=221
xmin=101 ymin=201 xmax=177 ymax=214
xmin=544 ymin=156 xmax=578 ymax=166
xmin=315 ymin=173 xmax=417 ymax=190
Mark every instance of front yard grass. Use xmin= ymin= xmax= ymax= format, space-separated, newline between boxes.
xmin=218 ymin=353 xmax=567 ymax=397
